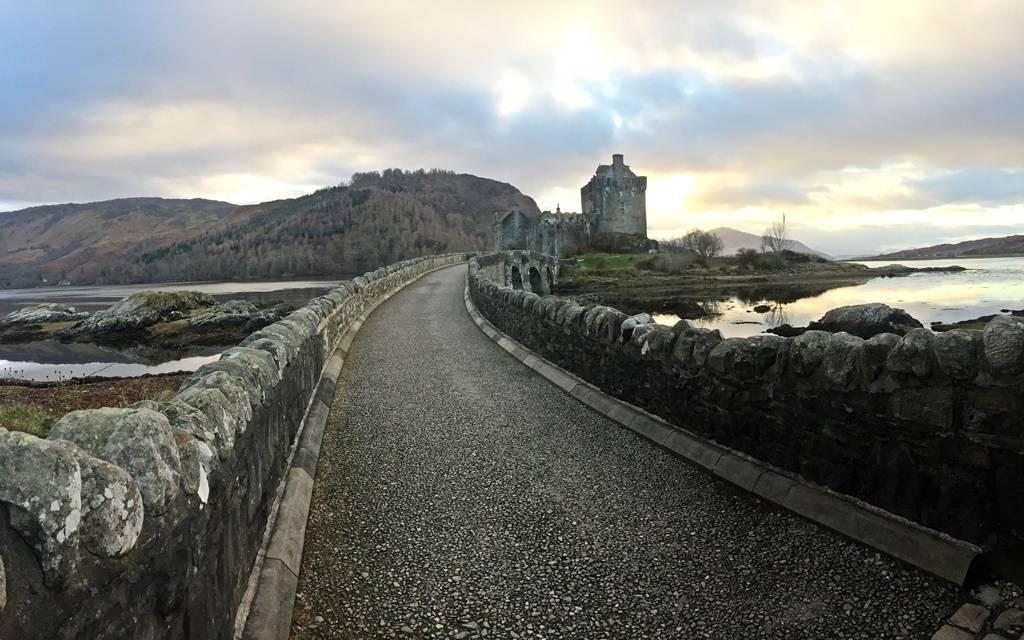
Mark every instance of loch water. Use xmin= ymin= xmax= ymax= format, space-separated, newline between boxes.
xmin=653 ymin=256 xmax=1024 ymax=338
xmin=0 ymin=279 xmax=342 ymax=381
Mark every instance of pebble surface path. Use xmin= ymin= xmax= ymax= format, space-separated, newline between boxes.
xmin=293 ymin=265 xmax=958 ymax=639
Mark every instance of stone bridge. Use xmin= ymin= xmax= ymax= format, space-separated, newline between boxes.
xmin=478 ymin=250 xmax=559 ymax=295
xmin=1 ymin=252 xmax=1023 ymax=639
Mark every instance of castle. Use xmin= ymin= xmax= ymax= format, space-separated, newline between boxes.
xmin=495 ymin=154 xmax=648 ymax=256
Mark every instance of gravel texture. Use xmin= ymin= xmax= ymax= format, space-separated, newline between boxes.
xmin=293 ymin=266 xmax=958 ymax=639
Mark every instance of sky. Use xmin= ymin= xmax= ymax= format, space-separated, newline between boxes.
xmin=2 ymin=1 xmax=1024 ymax=256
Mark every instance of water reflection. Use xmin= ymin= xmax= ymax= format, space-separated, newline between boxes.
xmin=0 ymin=355 xmax=221 ymax=382
xmin=0 ymin=279 xmax=342 ymax=316
xmin=0 ymin=340 xmax=225 ymax=381
xmin=654 ymin=256 xmax=1024 ymax=338
xmin=0 ymin=278 xmax=344 ymax=380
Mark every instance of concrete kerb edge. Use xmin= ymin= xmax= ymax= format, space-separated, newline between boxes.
xmin=238 ymin=260 xmax=466 ymax=640
xmin=462 ymin=279 xmax=981 ymax=586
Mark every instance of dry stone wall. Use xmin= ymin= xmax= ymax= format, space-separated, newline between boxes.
xmin=0 ymin=254 xmax=466 ymax=639
xmin=469 ymin=252 xmax=1024 ymax=571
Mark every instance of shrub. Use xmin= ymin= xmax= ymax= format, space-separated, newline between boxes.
xmin=736 ymin=248 xmax=759 ymax=268
xmin=647 ymin=252 xmax=698 ymax=274
xmin=0 ymin=403 xmax=54 ymax=437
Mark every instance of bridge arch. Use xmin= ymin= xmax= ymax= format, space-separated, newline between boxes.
xmin=528 ymin=266 xmax=543 ymax=293
xmin=510 ymin=265 xmax=524 ymax=290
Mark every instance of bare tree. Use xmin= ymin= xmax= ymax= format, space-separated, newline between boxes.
xmin=761 ymin=213 xmax=791 ymax=253
xmin=679 ymin=229 xmax=724 ymax=258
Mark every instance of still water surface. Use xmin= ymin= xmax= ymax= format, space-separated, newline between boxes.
xmin=0 ymin=279 xmax=343 ymax=381
xmin=653 ymin=256 xmax=1024 ymax=338
xmin=5 ymin=260 xmax=1023 ymax=377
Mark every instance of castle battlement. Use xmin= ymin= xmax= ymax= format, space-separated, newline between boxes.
xmin=496 ymin=154 xmax=648 ymax=256
xmin=581 ymin=154 xmax=647 ymax=237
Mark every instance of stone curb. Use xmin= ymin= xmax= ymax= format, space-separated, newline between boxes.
xmin=463 ymin=281 xmax=982 ymax=585
xmin=236 ymin=262 xmax=464 ymax=640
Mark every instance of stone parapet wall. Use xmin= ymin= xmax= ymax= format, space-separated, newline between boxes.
xmin=0 ymin=254 xmax=467 ymax=639
xmin=468 ymin=252 xmax=1024 ymax=569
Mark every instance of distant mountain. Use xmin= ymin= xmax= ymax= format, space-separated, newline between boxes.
xmin=706 ymin=227 xmax=831 ymax=259
xmin=0 ymin=198 xmax=237 ymax=287
xmin=864 ymin=234 xmax=1024 ymax=260
xmin=0 ymin=170 xmax=540 ymax=288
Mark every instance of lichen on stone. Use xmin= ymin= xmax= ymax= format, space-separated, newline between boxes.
xmin=49 ymin=408 xmax=181 ymax=516
xmin=0 ymin=428 xmax=83 ymax=588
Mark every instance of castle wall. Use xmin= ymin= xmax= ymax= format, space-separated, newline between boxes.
xmin=538 ymin=214 xmax=591 ymax=257
xmin=494 ymin=208 xmax=535 ymax=251
xmin=495 ymin=154 xmax=649 ymax=256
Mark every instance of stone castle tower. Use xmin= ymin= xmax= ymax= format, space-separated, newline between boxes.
xmin=495 ymin=154 xmax=648 ymax=256
xmin=580 ymin=154 xmax=647 ymax=237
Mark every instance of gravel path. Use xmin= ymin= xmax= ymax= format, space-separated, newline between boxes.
xmin=293 ymin=265 xmax=958 ymax=639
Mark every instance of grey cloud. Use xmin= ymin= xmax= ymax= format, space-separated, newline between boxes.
xmin=909 ymin=169 xmax=1024 ymax=206
xmin=3 ymin=0 xmax=1024 ymax=246
xmin=793 ymin=223 xmax=1024 ymax=257
xmin=693 ymin=179 xmax=811 ymax=208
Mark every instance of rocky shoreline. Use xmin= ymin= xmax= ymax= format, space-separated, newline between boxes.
xmin=0 ymin=290 xmax=292 ymax=355
xmin=556 ymin=259 xmax=969 ymax=319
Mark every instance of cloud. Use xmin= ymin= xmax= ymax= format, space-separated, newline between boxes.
xmin=2 ymin=1 xmax=1024 ymax=254
xmin=909 ymin=169 xmax=1024 ymax=206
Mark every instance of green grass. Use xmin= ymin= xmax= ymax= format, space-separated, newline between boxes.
xmin=0 ymin=403 xmax=55 ymax=437
xmin=572 ymin=252 xmax=651 ymax=270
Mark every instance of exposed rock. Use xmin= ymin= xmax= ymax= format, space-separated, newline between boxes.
xmin=49 ymin=407 xmax=182 ymax=516
xmin=871 ymin=264 xmax=966 ymax=276
xmin=808 ymin=303 xmax=923 ymax=338
xmin=993 ymin=607 xmax=1024 ymax=633
xmin=190 ymin=300 xmax=289 ymax=332
xmin=0 ymin=303 xmax=90 ymax=327
xmin=766 ymin=323 xmax=807 ymax=338
xmin=2 ymin=290 xmax=289 ymax=351
xmin=983 ymin=315 xmax=1024 ymax=374
xmin=67 ymin=290 xmax=217 ymax=339
xmin=948 ymin=603 xmax=990 ymax=634
xmin=0 ymin=550 xmax=5 ymax=613
xmin=931 ymin=315 xmax=998 ymax=332
xmin=0 ymin=303 xmax=92 ymax=342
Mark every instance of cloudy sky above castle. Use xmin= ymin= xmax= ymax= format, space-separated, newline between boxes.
xmin=3 ymin=1 xmax=1024 ymax=255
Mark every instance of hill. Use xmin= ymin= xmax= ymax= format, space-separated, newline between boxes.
xmin=0 ymin=170 xmax=539 ymax=288
xmin=865 ymin=234 xmax=1024 ymax=260
xmin=706 ymin=227 xmax=831 ymax=259
xmin=0 ymin=198 xmax=236 ymax=287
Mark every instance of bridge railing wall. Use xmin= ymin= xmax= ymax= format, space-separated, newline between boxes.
xmin=0 ymin=253 xmax=467 ymax=639
xmin=468 ymin=252 xmax=1024 ymax=561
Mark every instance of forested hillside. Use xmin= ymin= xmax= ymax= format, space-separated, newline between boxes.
xmin=0 ymin=170 xmax=539 ymax=287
